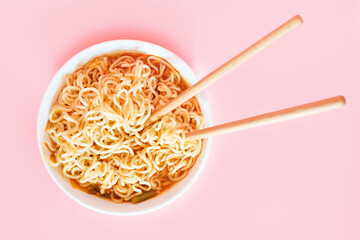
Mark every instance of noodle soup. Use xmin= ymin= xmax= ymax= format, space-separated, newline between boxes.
xmin=44 ymin=52 xmax=203 ymax=204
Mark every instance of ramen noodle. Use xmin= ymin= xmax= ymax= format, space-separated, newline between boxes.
xmin=45 ymin=52 xmax=203 ymax=204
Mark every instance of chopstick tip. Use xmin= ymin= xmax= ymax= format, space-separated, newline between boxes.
xmin=294 ymin=15 xmax=304 ymax=24
xmin=338 ymin=95 xmax=346 ymax=106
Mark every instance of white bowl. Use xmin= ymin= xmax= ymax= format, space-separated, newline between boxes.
xmin=37 ymin=40 xmax=212 ymax=215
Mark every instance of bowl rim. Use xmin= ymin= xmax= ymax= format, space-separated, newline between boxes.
xmin=37 ymin=39 xmax=212 ymax=215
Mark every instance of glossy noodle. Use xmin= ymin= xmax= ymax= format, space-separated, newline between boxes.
xmin=45 ymin=52 xmax=203 ymax=203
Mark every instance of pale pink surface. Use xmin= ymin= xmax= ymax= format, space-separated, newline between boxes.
xmin=1 ymin=0 xmax=359 ymax=239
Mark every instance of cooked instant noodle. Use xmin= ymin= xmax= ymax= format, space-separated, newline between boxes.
xmin=45 ymin=52 xmax=203 ymax=204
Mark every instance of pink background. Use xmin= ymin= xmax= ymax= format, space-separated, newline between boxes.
xmin=1 ymin=0 xmax=360 ymax=239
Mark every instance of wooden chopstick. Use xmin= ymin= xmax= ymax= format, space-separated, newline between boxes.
xmin=147 ymin=15 xmax=303 ymax=124
xmin=185 ymin=96 xmax=346 ymax=141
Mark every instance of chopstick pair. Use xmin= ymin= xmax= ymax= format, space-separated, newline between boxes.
xmin=147 ymin=15 xmax=346 ymax=140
